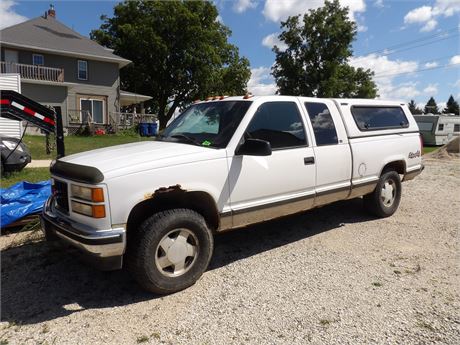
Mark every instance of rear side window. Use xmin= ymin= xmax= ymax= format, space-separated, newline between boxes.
xmin=351 ymin=106 xmax=409 ymax=131
xmin=305 ymin=102 xmax=338 ymax=146
xmin=247 ymin=102 xmax=307 ymax=149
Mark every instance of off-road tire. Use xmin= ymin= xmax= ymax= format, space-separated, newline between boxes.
xmin=127 ymin=209 xmax=213 ymax=294
xmin=363 ymin=170 xmax=402 ymax=218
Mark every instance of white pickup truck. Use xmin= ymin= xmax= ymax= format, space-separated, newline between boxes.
xmin=41 ymin=95 xmax=423 ymax=294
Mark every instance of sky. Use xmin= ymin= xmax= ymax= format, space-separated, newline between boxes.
xmin=1 ymin=0 xmax=459 ymax=110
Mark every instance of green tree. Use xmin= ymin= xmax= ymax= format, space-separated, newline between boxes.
xmin=91 ymin=1 xmax=250 ymax=128
xmin=424 ymin=97 xmax=439 ymax=114
xmin=442 ymin=95 xmax=459 ymax=115
xmin=408 ymin=100 xmax=422 ymax=114
xmin=272 ymin=0 xmax=377 ymax=98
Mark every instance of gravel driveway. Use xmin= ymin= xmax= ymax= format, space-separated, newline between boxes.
xmin=1 ymin=158 xmax=459 ymax=345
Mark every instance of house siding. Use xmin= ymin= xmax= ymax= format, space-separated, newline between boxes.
xmin=12 ymin=48 xmax=119 ymax=87
xmin=21 ymin=83 xmax=69 ymax=125
xmin=0 ymin=73 xmax=22 ymax=138
xmin=2 ymin=47 xmax=121 ymax=125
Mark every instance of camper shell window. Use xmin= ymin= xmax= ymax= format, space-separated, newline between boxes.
xmin=438 ymin=123 xmax=444 ymax=131
xmin=351 ymin=106 xmax=409 ymax=131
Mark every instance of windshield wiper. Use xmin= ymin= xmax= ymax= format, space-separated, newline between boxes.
xmin=169 ymin=134 xmax=200 ymax=146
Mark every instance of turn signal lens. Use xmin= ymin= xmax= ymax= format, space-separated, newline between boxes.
xmin=91 ymin=188 xmax=104 ymax=202
xmin=92 ymin=205 xmax=106 ymax=218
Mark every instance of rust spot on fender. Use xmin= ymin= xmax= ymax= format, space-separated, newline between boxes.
xmin=144 ymin=184 xmax=184 ymax=200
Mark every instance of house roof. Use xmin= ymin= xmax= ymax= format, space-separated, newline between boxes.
xmin=0 ymin=16 xmax=131 ymax=68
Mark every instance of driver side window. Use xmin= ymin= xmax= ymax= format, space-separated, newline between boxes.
xmin=247 ymin=102 xmax=307 ymax=149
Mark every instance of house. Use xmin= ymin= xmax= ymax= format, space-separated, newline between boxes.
xmin=0 ymin=5 xmax=152 ymax=132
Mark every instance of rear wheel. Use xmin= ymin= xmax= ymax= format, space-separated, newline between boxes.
xmin=363 ymin=170 xmax=402 ymax=218
xmin=127 ymin=209 xmax=213 ymax=294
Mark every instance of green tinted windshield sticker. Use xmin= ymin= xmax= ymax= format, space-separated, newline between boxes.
xmin=202 ymin=140 xmax=212 ymax=146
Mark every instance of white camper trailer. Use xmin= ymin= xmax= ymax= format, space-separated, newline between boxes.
xmin=414 ymin=114 xmax=460 ymax=146
xmin=0 ymin=74 xmax=22 ymax=138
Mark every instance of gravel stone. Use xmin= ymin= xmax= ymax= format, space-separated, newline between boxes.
xmin=1 ymin=158 xmax=459 ymax=344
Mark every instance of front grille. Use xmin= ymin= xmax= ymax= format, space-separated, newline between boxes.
xmin=55 ymin=180 xmax=69 ymax=212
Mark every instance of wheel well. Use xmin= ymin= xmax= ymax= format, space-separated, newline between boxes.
xmin=381 ymin=161 xmax=406 ymax=176
xmin=126 ymin=188 xmax=220 ymax=241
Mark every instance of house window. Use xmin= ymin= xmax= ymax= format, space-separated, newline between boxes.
xmin=33 ymin=54 xmax=44 ymax=65
xmin=78 ymin=60 xmax=88 ymax=80
xmin=79 ymin=96 xmax=105 ymax=124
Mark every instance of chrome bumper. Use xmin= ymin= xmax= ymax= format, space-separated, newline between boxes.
xmin=41 ymin=197 xmax=126 ymax=270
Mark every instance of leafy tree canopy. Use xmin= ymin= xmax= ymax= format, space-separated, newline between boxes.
xmin=408 ymin=100 xmax=423 ymax=115
xmin=272 ymin=0 xmax=377 ymax=98
xmin=424 ymin=96 xmax=439 ymax=114
xmin=91 ymin=0 xmax=251 ymax=128
xmin=443 ymin=95 xmax=459 ymax=115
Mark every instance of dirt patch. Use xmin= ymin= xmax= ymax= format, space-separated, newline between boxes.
xmin=426 ymin=137 xmax=460 ymax=159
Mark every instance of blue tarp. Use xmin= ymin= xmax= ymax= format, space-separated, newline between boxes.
xmin=1 ymin=180 xmax=51 ymax=227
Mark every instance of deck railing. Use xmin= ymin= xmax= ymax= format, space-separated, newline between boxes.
xmin=0 ymin=61 xmax=64 ymax=82
xmin=66 ymin=110 xmax=157 ymax=133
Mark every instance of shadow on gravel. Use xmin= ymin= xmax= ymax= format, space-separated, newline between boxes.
xmin=1 ymin=198 xmax=374 ymax=325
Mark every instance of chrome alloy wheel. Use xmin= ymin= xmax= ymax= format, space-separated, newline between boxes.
xmin=155 ymin=229 xmax=199 ymax=277
xmin=381 ymin=179 xmax=396 ymax=207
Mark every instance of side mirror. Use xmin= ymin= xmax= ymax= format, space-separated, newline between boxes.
xmin=235 ymin=138 xmax=272 ymax=156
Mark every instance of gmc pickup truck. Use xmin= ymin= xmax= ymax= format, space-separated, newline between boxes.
xmin=41 ymin=95 xmax=423 ymax=294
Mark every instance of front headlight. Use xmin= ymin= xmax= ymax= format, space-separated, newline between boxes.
xmin=71 ymin=201 xmax=106 ymax=218
xmin=70 ymin=184 xmax=104 ymax=202
xmin=2 ymin=140 xmax=23 ymax=152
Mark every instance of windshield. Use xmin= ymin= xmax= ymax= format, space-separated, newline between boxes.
xmin=160 ymin=101 xmax=252 ymax=148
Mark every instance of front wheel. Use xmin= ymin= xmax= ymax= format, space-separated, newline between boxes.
xmin=127 ymin=209 xmax=214 ymax=294
xmin=363 ymin=170 xmax=402 ymax=218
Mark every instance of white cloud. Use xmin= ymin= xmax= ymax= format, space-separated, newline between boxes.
xmin=404 ymin=6 xmax=433 ymax=24
xmin=421 ymin=19 xmax=437 ymax=32
xmin=263 ymin=0 xmax=366 ymax=23
xmin=357 ymin=24 xmax=368 ymax=32
xmin=424 ymin=61 xmax=439 ymax=68
xmin=349 ymin=54 xmax=419 ymax=100
xmin=261 ymin=33 xmax=288 ymax=51
xmin=247 ymin=66 xmax=277 ymax=96
xmin=216 ymin=15 xmax=224 ymax=24
xmin=453 ymin=80 xmax=460 ymax=88
xmin=423 ymin=84 xmax=438 ymax=95
xmin=374 ymin=0 xmax=384 ymax=8
xmin=233 ymin=0 xmax=257 ymax=13
xmin=450 ymin=55 xmax=460 ymax=64
xmin=0 ymin=0 xmax=27 ymax=30
xmin=403 ymin=0 xmax=460 ymax=32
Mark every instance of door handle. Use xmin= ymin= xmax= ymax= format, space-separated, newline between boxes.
xmin=304 ymin=156 xmax=315 ymax=165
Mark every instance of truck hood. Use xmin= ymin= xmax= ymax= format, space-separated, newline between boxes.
xmin=58 ymin=140 xmax=226 ymax=179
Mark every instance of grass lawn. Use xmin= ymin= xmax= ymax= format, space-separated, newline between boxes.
xmin=24 ymin=134 xmax=152 ymax=160
xmin=1 ymin=168 xmax=51 ymax=188
xmin=423 ymin=146 xmax=438 ymax=155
